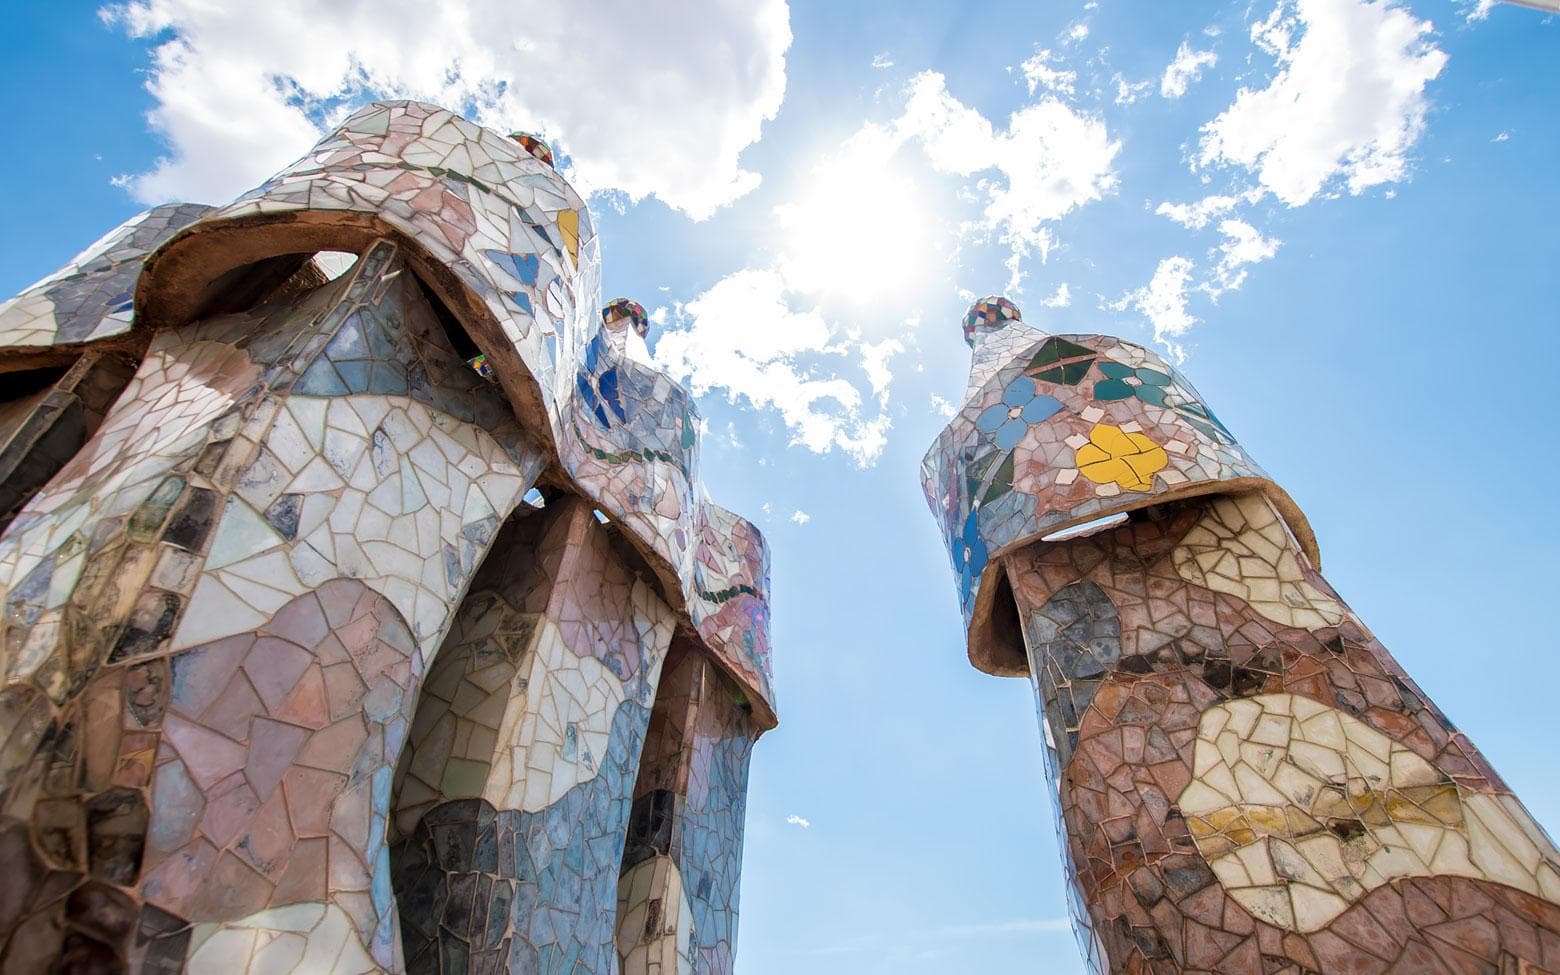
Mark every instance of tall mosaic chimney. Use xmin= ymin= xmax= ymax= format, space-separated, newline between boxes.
xmin=922 ymin=297 xmax=1560 ymax=972
xmin=0 ymin=102 xmax=774 ymax=973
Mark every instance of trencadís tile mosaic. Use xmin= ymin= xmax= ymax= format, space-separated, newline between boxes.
xmin=0 ymin=101 xmax=774 ymax=974
xmin=923 ymin=297 xmax=1560 ymax=973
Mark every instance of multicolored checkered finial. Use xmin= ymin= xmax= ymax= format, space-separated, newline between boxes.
xmin=509 ymin=131 xmax=554 ymax=167
xmin=963 ymin=295 xmax=1021 ymax=348
xmin=466 ymin=353 xmax=495 ymax=380
xmin=602 ymin=297 xmax=650 ymax=339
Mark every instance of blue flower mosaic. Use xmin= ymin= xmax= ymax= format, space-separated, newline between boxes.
xmin=976 ymin=377 xmax=1064 ymax=449
xmin=1094 ymin=361 xmax=1173 ymax=405
xmin=952 ymin=509 xmax=988 ymax=607
xmin=1094 ymin=361 xmax=1234 ymax=442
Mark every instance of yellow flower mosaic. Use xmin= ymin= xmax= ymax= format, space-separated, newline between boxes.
xmin=1074 ymin=423 xmax=1168 ymax=492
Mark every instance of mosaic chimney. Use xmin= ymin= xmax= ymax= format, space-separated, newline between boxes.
xmin=922 ymin=296 xmax=1560 ymax=972
xmin=0 ymin=101 xmax=774 ymax=974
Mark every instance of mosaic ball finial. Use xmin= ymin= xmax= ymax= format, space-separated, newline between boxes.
xmin=602 ymin=297 xmax=650 ymax=339
xmin=509 ymin=131 xmax=555 ymax=167
xmin=963 ymin=296 xmax=1021 ymax=348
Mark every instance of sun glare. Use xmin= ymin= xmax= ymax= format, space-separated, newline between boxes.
xmin=774 ymin=141 xmax=934 ymax=306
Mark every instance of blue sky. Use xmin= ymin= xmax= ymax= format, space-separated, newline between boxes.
xmin=3 ymin=2 xmax=1558 ymax=971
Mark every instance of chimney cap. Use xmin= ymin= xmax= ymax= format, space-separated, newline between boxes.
xmin=963 ymin=295 xmax=1021 ymax=347
xmin=602 ymin=297 xmax=650 ymax=339
xmin=509 ymin=131 xmax=554 ymax=167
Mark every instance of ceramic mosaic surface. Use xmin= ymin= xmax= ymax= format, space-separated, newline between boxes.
xmin=601 ymin=299 xmax=649 ymax=341
xmin=0 ymin=101 xmax=773 ymax=974
xmin=617 ymin=645 xmax=756 ymax=974
xmin=922 ymin=298 xmax=1315 ymax=673
xmin=0 ymin=202 xmax=213 ymax=354
xmin=923 ymin=298 xmax=1560 ymax=973
xmin=509 ymin=133 xmax=555 ymax=168
xmin=130 ymin=99 xmax=774 ymax=721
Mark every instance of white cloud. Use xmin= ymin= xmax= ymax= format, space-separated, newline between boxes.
xmin=774 ymin=73 xmax=1115 ymax=298
xmin=773 ymin=122 xmax=933 ymax=303
xmin=568 ymin=65 xmax=1109 ymax=464
xmin=789 ymin=510 xmax=811 ymax=526
xmin=1196 ymin=0 xmax=1448 ymax=207
xmin=1153 ymin=191 xmax=1258 ymax=229
xmin=1143 ymin=192 xmax=1282 ymax=335
xmin=1161 ymin=41 xmax=1218 ymax=98
xmin=1113 ymin=74 xmax=1154 ymax=105
xmin=1019 ymin=49 xmax=1077 ymax=96
xmin=1109 ymin=256 xmax=1198 ymax=354
xmin=1205 ymin=219 xmax=1280 ymax=297
xmin=786 ymin=814 xmax=811 ymax=827
xmin=872 ymin=52 xmax=894 ymax=69
xmin=1063 ymin=20 xmax=1091 ymax=43
xmin=649 ymin=306 xmax=669 ymax=327
xmin=653 ymin=267 xmax=892 ymax=466
xmin=1493 ymin=130 xmax=1512 ymax=142
xmin=1460 ymin=0 xmax=1496 ymax=22
xmin=981 ymin=104 xmax=1118 ymax=286
xmin=101 ymin=0 xmax=791 ymax=219
xmin=650 ymin=104 xmax=931 ymax=466
xmin=895 ymin=73 xmax=995 ymax=178
xmin=859 ymin=338 xmax=905 ymax=407
xmin=1110 ymin=223 xmax=1277 ymax=349
xmin=929 ymin=394 xmax=957 ymax=418
xmin=901 ymin=73 xmax=1119 ymax=290
xmin=1040 ymin=282 xmax=1072 ymax=308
